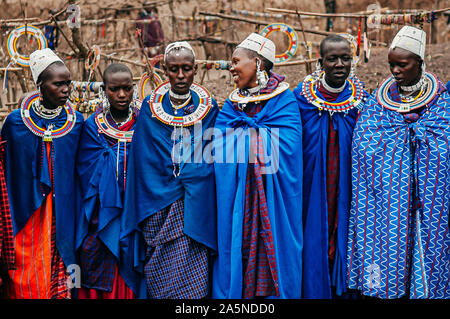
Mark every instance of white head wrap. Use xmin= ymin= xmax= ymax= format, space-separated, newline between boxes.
xmin=29 ymin=48 xmax=64 ymax=84
xmin=237 ymin=33 xmax=276 ymax=64
xmin=164 ymin=41 xmax=196 ymax=62
xmin=390 ymin=26 xmax=426 ymax=60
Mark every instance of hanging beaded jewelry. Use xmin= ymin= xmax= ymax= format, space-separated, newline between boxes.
xmin=170 ymin=96 xmax=192 ymax=115
xmin=376 ymin=72 xmax=439 ymax=113
xmin=20 ymin=91 xmax=76 ymax=142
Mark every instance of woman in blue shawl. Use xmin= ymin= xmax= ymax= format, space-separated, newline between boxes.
xmin=212 ymin=33 xmax=303 ymax=299
xmin=293 ymin=34 xmax=367 ymax=299
xmin=1 ymin=48 xmax=83 ymax=299
xmin=120 ymin=41 xmax=219 ymax=299
xmin=75 ymin=63 xmax=138 ymax=299
xmin=347 ymin=26 xmax=450 ymax=299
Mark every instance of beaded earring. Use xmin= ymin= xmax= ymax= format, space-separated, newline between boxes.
xmin=312 ymin=60 xmax=323 ymax=81
xmin=255 ymin=59 xmax=269 ymax=88
xmin=99 ymin=86 xmax=110 ymax=114
xmin=38 ymin=86 xmax=43 ymax=103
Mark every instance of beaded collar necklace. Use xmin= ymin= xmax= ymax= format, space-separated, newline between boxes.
xmin=302 ymin=71 xmax=364 ymax=115
xmin=94 ymin=100 xmax=140 ymax=142
xmin=376 ymin=72 xmax=439 ymax=113
xmin=149 ymin=81 xmax=212 ymax=127
xmin=21 ymin=91 xmax=76 ymax=142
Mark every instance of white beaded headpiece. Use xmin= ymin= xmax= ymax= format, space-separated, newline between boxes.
xmin=390 ymin=26 xmax=426 ymax=60
xmin=164 ymin=41 xmax=196 ymax=62
xmin=237 ymin=33 xmax=276 ymax=64
xmin=29 ymin=48 xmax=64 ymax=84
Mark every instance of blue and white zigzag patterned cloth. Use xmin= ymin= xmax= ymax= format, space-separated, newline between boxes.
xmin=347 ymin=87 xmax=450 ymax=299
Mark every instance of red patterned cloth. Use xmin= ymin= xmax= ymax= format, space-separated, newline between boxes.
xmin=317 ymin=82 xmax=340 ymax=264
xmin=0 ymin=139 xmax=14 ymax=270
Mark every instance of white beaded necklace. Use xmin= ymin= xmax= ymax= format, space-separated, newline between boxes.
xmin=169 ymin=89 xmax=191 ymax=100
xmin=320 ymin=74 xmax=346 ymax=93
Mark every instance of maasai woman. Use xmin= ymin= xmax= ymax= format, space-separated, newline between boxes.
xmin=1 ymin=48 xmax=84 ymax=299
xmin=120 ymin=41 xmax=219 ymax=298
xmin=212 ymin=33 xmax=303 ymax=299
xmin=293 ymin=34 xmax=367 ymax=299
xmin=75 ymin=64 xmax=139 ymax=299
xmin=347 ymin=26 xmax=450 ymax=299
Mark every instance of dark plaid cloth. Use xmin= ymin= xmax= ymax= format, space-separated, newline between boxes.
xmin=79 ymin=206 xmax=117 ymax=292
xmin=0 ymin=139 xmax=14 ymax=270
xmin=317 ymin=83 xmax=340 ymax=265
xmin=143 ymin=199 xmax=209 ymax=299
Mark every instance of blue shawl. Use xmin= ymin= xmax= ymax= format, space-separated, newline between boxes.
xmin=120 ymin=88 xmax=219 ymax=298
xmin=293 ymin=80 xmax=366 ymax=298
xmin=75 ymin=113 xmax=135 ymax=276
xmin=347 ymin=80 xmax=450 ymax=299
xmin=1 ymin=107 xmax=84 ymax=268
xmin=212 ymin=87 xmax=303 ymax=299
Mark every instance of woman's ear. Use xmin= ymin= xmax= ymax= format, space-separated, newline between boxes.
xmin=194 ymin=63 xmax=198 ymax=75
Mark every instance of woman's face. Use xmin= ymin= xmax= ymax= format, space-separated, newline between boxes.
xmin=164 ymin=49 xmax=197 ymax=95
xmin=230 ymin=48 xmax=258 ymax=90
xmin=40 ymin=64 xmax=71 ymax=108
xmin=320 ymin=41 xmax=352 ymax=88
xmin=104 ymin=71 xmax=134 ymax=112
xmin=388 ymin=47 xmax=422 ymax=87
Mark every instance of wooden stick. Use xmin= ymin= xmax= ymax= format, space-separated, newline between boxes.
xmin=51 ymin=15 xmax=79 ymax=55
xmin=295 ymin=8 xmax=312 ymax=74
xmin=266 ymin=7 xmax=450 ymax=18
xmin=199 ymin=11 xmax=333 ymax=36
xmin=273 ymin=58 xmax=318 ymax=67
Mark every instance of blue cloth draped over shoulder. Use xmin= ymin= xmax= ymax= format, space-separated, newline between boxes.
xmin=75 ymin=113 xmax=135 ymax=275
xmin=212 ymin=88 xmax=303 ymax=299
xmin=293 ymin=80 xmax=366 ymax=298
xmin=1 ymin=107 xmax=84 ymax=268
xmin=120 ymin=88 xmax=219 ymax=298
xmin=347 ymin=78 xmax=450 ymax=299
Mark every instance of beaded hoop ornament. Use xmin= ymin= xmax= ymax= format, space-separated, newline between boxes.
xmin=149 ymin=81 xmax=212 ymax=127
xmin=85 ymin=45 xmax=101 ymax=71
xmin=302 ymin=71 xmax=365 ymax=113
xmin=260 ymin=23 xmax=298 ymax=64
xmin=376 ymin=72 xmax=440 ymax=113
xmin=20 ymin=91 xmax=76 ymax=141
xmin=138 ymin=72 xmax=164 ymax=101
xmin=229 ymin=81 xmax=290 ymax=104
xmin=7 ymin=25 xmax=48 ymax=67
